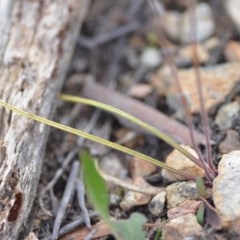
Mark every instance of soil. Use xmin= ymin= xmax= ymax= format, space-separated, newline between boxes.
xmin=34 ymin=1 xmax=240 ymax=239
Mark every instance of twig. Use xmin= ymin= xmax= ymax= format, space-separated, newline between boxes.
xmin=51 ymin=161 xmax=80 ymax=240
xmin=95 ymin=161 xmax=163 ymax=196
xmin=84 ymin=229 xmax=96 ymax=240
xmin=51 ymin=212 xmax=98 ymax=239
xmin=39 ymin=148 xmax=79 ymax=216
xmin=76 ymin=177 xmax=91 ymax=228
xmin=81 ymin=79 xmax=208 ymax=147
xmin=78 ymin=21 xmax=140 ymax=49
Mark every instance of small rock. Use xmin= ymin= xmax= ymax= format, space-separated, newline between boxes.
xmin=165 ymin=63 xmax=240 ymax=116
xmin=99 ymin=153 xmax=127 ymax=180
xmin=110 ymin=194 xmax=122 ymax=206
xmin=128 ymin=84 xmax=153 ymax=99
xmin=215 ymin=101 xmax=240 ymax=130
xmin=166 ymin=181 xmax=198 ymax=209
xmin=150 ymin=64 xmax=172 ymax=96
xmin=224 ymin=41 xmax=240 ymax=62
xmin=119 ymin=177 xmax=152 ymax=211
xmin=148 ymin=191 xmax=166 ymax=216
xmin=225 ymin=0 xmax=240 ymax=34
xmin=161 ymin=213 xmax=203 ymax=240
xmin=175 ymin=44 xmax=209 ymax=67
xmin=213 ymin=151 xmax=240 ymax=232
xmin=167 ymin=199 xmax=202 ymax=220
xmin=202 ymin=37 xmax=220 ymax=51
xmin=219 ymin=130 xmax=240 ymax=154
xmin=163 ymin=3 xmax=215 ymax=44
xmin=162 ymin=145 xmax=205 ymax=182
xmin=140 ymin=47 xmax=162 ymax=68
xmin=129 ymin=156 xmax=157 ymax=178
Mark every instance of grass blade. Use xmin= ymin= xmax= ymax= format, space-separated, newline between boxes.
xmin=0 ymin=99 xmax=196 ymax=179
xmin=59 ymin=94 xmax=202 ymax=167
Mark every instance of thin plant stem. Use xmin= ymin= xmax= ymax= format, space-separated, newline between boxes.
xmin=148 ymin=0 xmax=213 ymax=181
xmin=189 ymin=1 xmax=216 ymax=175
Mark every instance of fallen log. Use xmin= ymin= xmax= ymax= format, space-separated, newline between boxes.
xmin=0 ymin=0 xmax=88 ymax=238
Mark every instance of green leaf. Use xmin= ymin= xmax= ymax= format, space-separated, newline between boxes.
xmin=80 ymin=150 xmax=147 ymax=240
xmin=196 ymin=203 xmax=205 ymax=225
xmin=153 ymin=227 xmax=162 ymax=240
xmin=110 ymin=213 xmax=147 ymax=240
xmin=196 ymin=177 xmax=206 ymax=197
xmin=80 ymin=149 xmax=109 ymax=221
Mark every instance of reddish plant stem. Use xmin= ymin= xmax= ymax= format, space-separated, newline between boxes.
xmin=189 ymin=2 xmax=216 ymax=176
xmin=148 ymin=0 xmax=213 ymax=181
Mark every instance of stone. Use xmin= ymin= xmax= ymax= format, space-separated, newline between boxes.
xmin=140 ymin=47 xmax=162 ymax=68
xmin=127 ymin=84 xmax=153 ymax=99
xmin=163 ymin=3 xmax=215 ymax=44
xmin=166 ymin=181 xmax=198 ymax=209
xmin=213 ymin=151 xmax=240 ymax=232
xmin=224 ymin=40 xmax=240 ymax=62
xmin=215 ymin=101 xmax=240 ymax=130
xmin=165 ymin=63 xmax=240 ymax=117
xmin=225 ymin=0 xmax=240 ymax=34
xmin=161 ymin=213 xmax=203 ymax=240
xmin=129 ymin=156 xmax=157 ymax=178
xmin=167 ymin=199 xmax=202 ymax=220
xmin=148 ymin=191 xmax=166 ymax=216
xmin=219 ymin=130 xmax=240 ymax=154
xmin=175 ymin=43 xmax=209 ymax=67
xmin=119 ymin=177 xmax=153 ymax=211
xmin=162 ymin=145 xmax=205 ymax=182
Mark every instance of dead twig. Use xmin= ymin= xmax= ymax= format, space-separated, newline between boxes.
xmin=51 ymin=161 xmax=80 ymax=240
xmin=81 ymin=79 xmax=207 ymax=146
xmin=78 ymin=21 xmax=140 ymax=49
xmin=76 ymin=177 xmax=91 ymax=228
xmin=95 ymin=160 xmax=162 ymax=196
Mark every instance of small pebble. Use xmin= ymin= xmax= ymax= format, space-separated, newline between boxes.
xmin=219 ymin=130 xmax=240 ymax=154
xmin=166 ymin=181 xmax=198 ymax=209
xmin=128 ymin=84 xmax=153 ymax=99
xmin=213 ymin=150 xmax=240 ymax=232
xmin=119 ymin=177 xmax=153 ymax=211
xmin=129 ymin=156 xmax=157 ymax=178
xmin=167 ymin=199 xmax=202 ymax=220
xmin=161 ymin=214 xmax=203 ymax=240
xmin=225 ymin=0 xmax=240 ymax=34
xmin=162 ymin=145 xmax=205 ymax=182
xmin=165 ymin=63 xmax=240 ymax=116
xmin=140 ymin=47 xmax=162 ymax=68
xmin=215 ymin=101 xmax=239 ymax=130
xmin=224 ymin=41 xmax=240 ymax=62
xmin=163 ymin=3 xmax=215 ymax=43
xmin=175 ymin=44 xmax=209 ymax=67
xmin=148 ymin=191 xmax=166 ymax=216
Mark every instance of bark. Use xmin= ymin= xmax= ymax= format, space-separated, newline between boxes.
xmin=0 ymin=0 xmax=88 ymax=238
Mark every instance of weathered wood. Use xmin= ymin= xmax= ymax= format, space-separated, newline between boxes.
xmin=0 ymin=0 xmax=88 ymax=238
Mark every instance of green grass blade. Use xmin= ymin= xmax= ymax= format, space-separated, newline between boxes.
xmin=196 ymin=177 xmax=207 ymax=197
xmin=196 ymin=203 xmax=205 ymax=225
xmin=59 ymin=94 xmax=200 ymax=165
xmin=0 ymin=99 xmax=195 ymax=180
xmin=80 ymin=149 xmax=109 ymax=221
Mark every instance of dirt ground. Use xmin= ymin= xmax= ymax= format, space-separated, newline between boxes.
xmin=34 ymin=1 xmax=240 ymax=239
